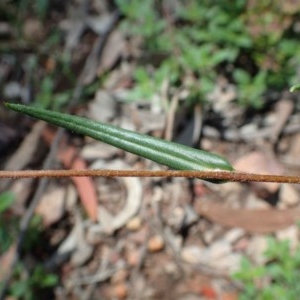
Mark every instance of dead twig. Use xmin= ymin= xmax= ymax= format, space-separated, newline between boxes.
xmin=0 ymin=169 xmax=300 ymax=184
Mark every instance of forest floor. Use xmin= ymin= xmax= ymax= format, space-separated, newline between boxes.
xmin=1 ymin=1 xmax=300 ymax=299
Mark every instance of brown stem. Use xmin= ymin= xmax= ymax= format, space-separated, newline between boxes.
xmin=0 ymin=169 xmax=300 ymax=183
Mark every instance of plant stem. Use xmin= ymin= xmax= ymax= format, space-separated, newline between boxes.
xmin=0 ymin=169 xmax=299 ymax=183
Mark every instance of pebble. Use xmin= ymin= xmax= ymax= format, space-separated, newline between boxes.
xmin=181 ymin=246 xmax=203 ymax=264
xmin=224 ymin=228 xmax=245 ymax=244
xmin=112 ymin=283 xmax=128 ymax=299
xmin=279 ymin=184 xmax=300 ymax=207
xmin=246 ymin=235 xmax=268 ymax=264
xmin=147 ymin=235 xmax=164 ymax=252
xmin=276 ymin=225 xmax=299 ymax=251
xmin=126 ymin=216 xmax=142 ymax=231
xmin=111 ymin=269 xmax=128 ymax=283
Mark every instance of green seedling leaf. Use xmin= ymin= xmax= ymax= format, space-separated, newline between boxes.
xmin=4 ymin=103 xmax=234 ymax=182
xmin=290 ymin=84 xmax=300 ymax=92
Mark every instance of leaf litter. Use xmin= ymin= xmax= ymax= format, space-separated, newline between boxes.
xmin=1 ymin=1 xmax=300 ymax=299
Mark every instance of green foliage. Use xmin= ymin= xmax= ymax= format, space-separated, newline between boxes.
xmin=23 ymin=53 xmax=74 ymax=110
xmin=0 ymin=191 xmax=16 ymax=253
xmin=35 ymin=76 xmax=71 ymax=110
xmin=117 ymin=0 xmax=300 ymax=108
xmin=0 ymin=0 xmax=50 ymax=23
xmin=233 ymin=237 xmax=300 ymax=299
xmin=23 ymin=215 xmax=44 ymax=252
xmin=117 ymin=0 xmax=166 ymax=43
xmin=33 ymin=0 xmax=49 ymax=20
xmin=1 ymin=0 xmax=74 ymax=111
xmin=7 ymin=264 xmax=58 ymax=300
xmin=233 ymin=69 xmax=267 ymax=108
xmin=0 ymin=194 xmax=56 ymax=299
xmin=0 ymin=191 xmax=15 ymax=213
xmin=290 ymin=83 xmax=300 ymax=92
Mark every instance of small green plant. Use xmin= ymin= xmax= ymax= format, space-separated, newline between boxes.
xmin=7 ymin=263 xmax=58 ymax=300
xmin=117 ymin=0 xmax=252 ymax=103
xmin=0 ymin=205 xmax=57 ymax=299
xmin=233 ymin=69 xmax=267 ymax=108
xmin=233 ymin=237 xmax=300 ymax=300
xmin=290 ymin=83 xmax=300 ymax=92
xmin=0 ymin=191 xmax=14 ymax=213
xmin=116 ymin=0 xmax=300 ymax=108
xmin=0 ymin=191 xmax=16 ymax=253
xmin=25 ymin=53 xmax=74 ymax=111
xmin=36 ymin=76 xmax=71 ymax=110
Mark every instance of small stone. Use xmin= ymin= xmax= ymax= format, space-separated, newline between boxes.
xmin=181 ymin=246 xmax=203 ymax=264
xmin=224 ymin=228 xmax=245 ymax=244
xmin=246 ymin=235 xmax=268 ymax=264
xmin=167 ymin=206 xmax=185 ymax=229
xmin=276 ymin=226 xmax=299 ymax=251
xmin=147 ymin=235 xmax=164 ymax=252
xmin=111 ymin=269 xmax=128 ymax=284
xmin=211 ymin=253 xmax=242 ymax=271
xmin=279 ymin=184 xmax=300 ymax=207
xmin=126 ymin=248 xmax=141 ymax=266
xmin=126 ymin=217 xmax=142 ymax=231
xmin=163 ymin=262 xmax=178 ymax=275
xmin=183 ymin=204 xmax=199 ymax=226
xmin=113 ymin=283 xmax=128 ymax=299
xmin=207 ymin=240 xmax=231 ymax=260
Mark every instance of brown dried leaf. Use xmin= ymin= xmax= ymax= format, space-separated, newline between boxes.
xmin=0 ymin=121 xmax=45 ymax=191
xmin=88 ymin=90 xmax=117 ymax=122
xmin=3 ymin=121 xmax=45 ymax=171
xmin=97 ymin=30 xmax=125 ymax=75
xmin=270 ymin=98 xmax=294 ymax=143
xmin=35 ymin=186 xmax=66 ymax=227
xmin=234 ymin=151 xmax=284 ymax=193
xmin=195 ymin=200 xmax=300 ymax=233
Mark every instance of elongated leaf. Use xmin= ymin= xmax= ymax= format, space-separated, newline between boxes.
xmin=4 ymin=103 xmax=234 ymax=181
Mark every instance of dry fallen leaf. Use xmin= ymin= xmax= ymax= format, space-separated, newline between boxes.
xmin=97 ymin=30 xmax=125 ymax=75
xmin=59 ymin=146 xmax=98 ymax=222
xmin=3 ymin=121 xmax=45 ymax=172
xmin=269 ymin=98 xmax=294 ymax=144
xmin=88 ymin=90 xmax=117 ymax=122
xmin=70 ymin=157 xmax=98 ymax=222
xmin=234 ymin=150 xmax=284 ymax=193
xmin=46 ymin=214 xmax=93 ymax=269
xmin=195 ymin=200 xmax=300 ymax=234
xmin=35 ymin=186 xmax=66 ymax=227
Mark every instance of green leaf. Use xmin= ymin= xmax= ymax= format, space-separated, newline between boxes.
xmin=4 ymin=103 xmax=234 ymax=182
xmin=0 ymin=191 xmax=15 ymax=213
